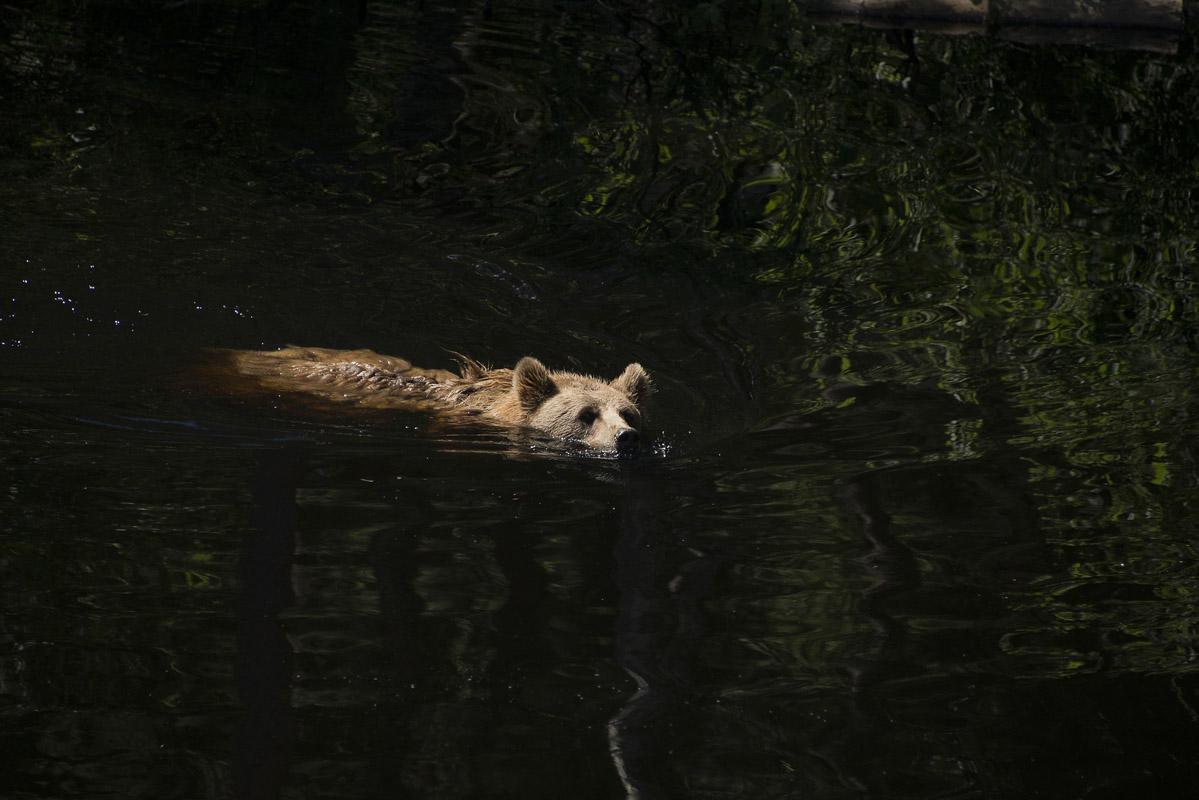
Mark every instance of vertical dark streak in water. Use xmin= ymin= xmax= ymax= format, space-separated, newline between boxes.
xmin=235 ymin=448 xmax=302 ymax=800
xmin=678 ymin=273 xmax=758 ymax=433
xmin=839 ymin=472 xmax=920 ymax=796
xmin=845 ymin=474 xmax=919 ymax=670
xmin=381 ymin=0 xmax=465 ymax=149
xmin=370 ymin=515 xmax=427 ymax=686
xmin=492 ymin=513 xmax=551 ymax=681
xmin=368 ymin=501 xmax=425 ymax=800
xmin=608 ymin=463 xmax=722 ymax=800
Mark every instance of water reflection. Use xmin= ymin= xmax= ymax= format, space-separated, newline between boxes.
xmin=608 ymin=464 xmax=723 ymax=799
xmin=236 ymin=448 xmax=301 ymax=800
xmin=4 ymin=0 xmax=1199 ymax=797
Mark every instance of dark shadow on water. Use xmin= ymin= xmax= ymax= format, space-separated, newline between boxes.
xmin=844 ymin=472 xmax=920 ymax=686
xmin=836 ymin=472 xmax=921 ymax=796
xmin=236 ymin=447 xmax=303 ymax=800
xmin=366 ymin=497 xmax=426 ymax=800
xmin=609 ymin=460 xmax=724 ymax=800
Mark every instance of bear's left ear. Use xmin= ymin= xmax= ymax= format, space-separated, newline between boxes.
xmin=514 ymin=357 xmax=557 ymax=413
xmin=611 ymin=363 xmax=653 ymax=406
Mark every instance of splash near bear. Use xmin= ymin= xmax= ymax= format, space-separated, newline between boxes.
xmin=211 ymin=346 xmax=652 ymax=452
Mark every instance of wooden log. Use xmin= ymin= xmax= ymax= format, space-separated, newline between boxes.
xmin=800 ymin=0 xmax=987 ymax=22
xmin=993 ymin=0 xmax=1181 ymax=29
xmin=796 ymin=0 xmax=1183 ymax=50
xmin=998 ymin=24 xmax=1180 ymax=53
xmin=797 ymin=0 xmax=1182 ymax=28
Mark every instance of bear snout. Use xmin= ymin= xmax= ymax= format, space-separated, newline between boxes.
xmin=615 ymin=428 xmax=640 ymax=451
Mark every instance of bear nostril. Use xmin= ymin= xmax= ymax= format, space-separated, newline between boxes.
xmin=615 ymin=429 xmax=639 ymax=449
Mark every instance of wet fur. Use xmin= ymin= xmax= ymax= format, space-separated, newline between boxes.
xmin=209 ymin=346 xmax=652 ymax=450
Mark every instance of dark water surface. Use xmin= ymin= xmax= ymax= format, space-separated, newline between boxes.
xmin=3 ymin=2 xmax=1199 ymax=798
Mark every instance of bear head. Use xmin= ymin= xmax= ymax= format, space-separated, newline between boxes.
xmin=513 ymin=357 xmax=652 ymax=452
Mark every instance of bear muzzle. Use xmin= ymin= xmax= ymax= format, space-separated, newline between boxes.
xmin=615 ymin=428 xmax=640 ymax=452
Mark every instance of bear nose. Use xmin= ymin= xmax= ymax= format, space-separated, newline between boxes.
xmin=615 ymin=428 xmax=639 ymax=450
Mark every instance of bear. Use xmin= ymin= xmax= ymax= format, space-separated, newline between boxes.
xmin=208 ymin=345 xmax=653 ymax=453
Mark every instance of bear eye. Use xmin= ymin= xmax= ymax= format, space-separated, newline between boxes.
xmin=619 ymin=409 xmax=640 ymax=427
xmin=577 ymin=408 xmax=598 ymax=425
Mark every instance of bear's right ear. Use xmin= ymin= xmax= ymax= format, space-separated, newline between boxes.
xmin=513 ymin=357 xmax=557 ymax=413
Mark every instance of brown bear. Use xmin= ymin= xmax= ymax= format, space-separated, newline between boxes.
xmin=209 ymin=346 xmax=653 ymax=452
